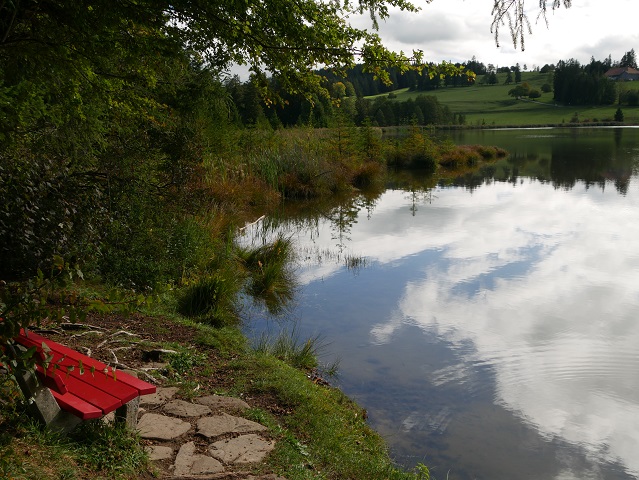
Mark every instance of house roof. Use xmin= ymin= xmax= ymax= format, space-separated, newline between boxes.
xmin=604 ymin=67 xmax=639 ymax=77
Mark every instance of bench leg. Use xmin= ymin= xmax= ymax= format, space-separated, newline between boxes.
xmin=114 ymin=396 xmax=140 ymax=429
xmin=14 ymin=367 xmax=81 ymax=433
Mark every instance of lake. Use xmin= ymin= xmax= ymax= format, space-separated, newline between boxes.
xmin=241 ymin=127 xmax=639 ymax=480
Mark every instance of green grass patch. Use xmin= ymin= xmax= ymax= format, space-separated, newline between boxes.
xmin=366 ymin=72 xmax=639 ymax=126
xmin=0 ymin=407 xmax=148 ymax=480
xmin=230 ymin=353 xmax=421 ymax=479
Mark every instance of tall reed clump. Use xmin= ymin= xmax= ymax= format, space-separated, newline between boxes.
xmin=177 ymin=268 xmax=245 ymax=327
xmin=206 ymin=127 xmax=389 ymax=204
xmin=178 ymin=233 xmax=297 ymax=324
xmin=252 ymin=327 xmax=322 ymax=370
xmin=237 ymin=234 xmax=297 ymax=315
xmin=176 ymin=224 xmax=246 ymax=327
xmin=439 ymin=144 xmax=507 ymax=169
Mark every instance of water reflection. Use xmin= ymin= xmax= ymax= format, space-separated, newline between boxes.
xmin=241 ymin=128 xmax=639 ymax=480
xmin=437 ymin=127 xmax=639 ymax=193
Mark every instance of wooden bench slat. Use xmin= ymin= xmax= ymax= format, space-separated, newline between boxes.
xmin=14 ymin=329 xmax=157 ymax=420
xmin=57 ymin=373 xmax=122 ymax=414
xmin=112 ymin=371 xmax=157 ymax=395
xmin=41 ymin=350 xmax=140 ymax=405
xmin=51 ymin=390 xmax=104 ymax=420
xmin=17 ymin=330 xmax=111 ymax=371
xmin=16 ymin=330 xmax=155 ymax=396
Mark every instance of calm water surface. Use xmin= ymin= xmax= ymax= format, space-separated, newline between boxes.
xmin=241 ymin=128 xmax=639 ymax=480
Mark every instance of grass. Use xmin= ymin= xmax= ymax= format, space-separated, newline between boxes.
xmin=230 ymin=352 xmax=424 ymax=479
xmin=367 ymin=71 xmax=639 ymax=126
xmin=1 ymin=286 xmax=429 ymax=480
xmin=0 ymin=410 xmax=149 ymax=480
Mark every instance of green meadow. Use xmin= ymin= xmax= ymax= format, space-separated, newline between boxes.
xmin=367 ymin=72 xmax=639 ymax=126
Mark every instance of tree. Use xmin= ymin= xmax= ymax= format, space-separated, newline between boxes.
xmin=505 ymin=71 xmax=514 ymax=84
xmin=509 ymin=83 xmax=531 ymax=98
xmin=514 ymin=66 xmax=522 ymax=83
xmin=615 ymin=108 xmax=624 ymax=122
xmin=553 ymin=57 xmax=617 ymax=105
xmin=620 ymin=49 xmax=637 ymax=69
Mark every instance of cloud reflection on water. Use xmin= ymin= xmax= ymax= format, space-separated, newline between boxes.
xmin=360 ymin=182 xmax=639 ymax=478
xmin=247 ymin=176 xmax=639 ymax=478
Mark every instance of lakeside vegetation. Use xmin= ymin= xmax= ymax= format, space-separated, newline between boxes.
xmin=1 ymin=1 xmax=635 ymax=478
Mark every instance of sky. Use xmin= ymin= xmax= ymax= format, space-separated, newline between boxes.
xmin=352 ymin=0 xmax=639 ymax=70
xmin=231 ymin=1 xmax=639 ymax=79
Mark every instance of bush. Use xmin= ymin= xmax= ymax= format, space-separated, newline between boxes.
xmin=352 ymin=161 xmax=385 ymax=189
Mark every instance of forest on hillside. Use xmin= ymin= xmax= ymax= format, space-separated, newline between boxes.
xmin=226 ymin=49 xmax=637 ymax=128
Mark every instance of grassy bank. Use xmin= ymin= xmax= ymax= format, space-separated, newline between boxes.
xmin=0 ymin=303 xmax=430 ymax=480
xmin=366 ymin=72 xmax=639 ymax=126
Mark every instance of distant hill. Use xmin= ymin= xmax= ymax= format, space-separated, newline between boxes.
xmin=365 ymin=72 xmax=639 ymax=126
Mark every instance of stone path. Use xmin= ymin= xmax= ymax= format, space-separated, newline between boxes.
xmin=136 ymin=387 xmax=286 ymax=479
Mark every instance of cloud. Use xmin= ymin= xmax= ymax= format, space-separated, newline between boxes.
xmin=377 ymin=10 xmax=462 ymax=45
xmin=364 ymin=181 xmax=639 ymax=477
xmin=362 ymin=0 xmax=638 ymax=68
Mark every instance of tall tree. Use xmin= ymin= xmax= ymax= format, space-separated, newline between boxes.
xmin=619 ymin=49 xmax=637 ymax=68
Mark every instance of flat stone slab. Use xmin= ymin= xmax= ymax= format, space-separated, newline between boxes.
xmin=173 ymin=441 xmax=224 ymax=477
xmin=140 ymin=386 xmax=179 ymax=407
xmin=163 ymin=399 xmax=212 ymax=417
xmin=137 ymin=413 xmax=191 ymax=440
xmin=146 ymin=445 xmax=174 ymax=461
xmin=197 ymin=413 xmax=267 ymax=439
xmin=209 ymin=434 xmax=276 ymax=464
xmin=195 ymin=394 xmax=250 ymax=411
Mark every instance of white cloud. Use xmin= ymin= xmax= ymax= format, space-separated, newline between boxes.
xmin=361 ymin=0 xmax=639 ymax=68
xmin=364 ymin=181 xmax=639 ymax=477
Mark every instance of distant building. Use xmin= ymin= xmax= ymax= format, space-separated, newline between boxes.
xmin=604 ymin=67 xmax=639 ymax=81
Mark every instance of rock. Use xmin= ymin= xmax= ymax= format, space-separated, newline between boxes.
xmin=140 ymin=387 xmax=179 ymax=407
xmin=163 ymin=399 xmax=212 ymax=417
xmin=146 ymin=445 xmax=174 ymax=461
xmin=173 ymin=441 xmax=224 ymax=477
xmin=209 ymin=434 xmax=276 ymax=464
xmin=197 ymin=413 xmax=267 ymax=439
xmin=195 ymin=394 xmax=250 ymax=411
xmin=142 ymin=348 xmax=178 ymax=362
xmin=137 ymin=413 xmax=191 ymax=440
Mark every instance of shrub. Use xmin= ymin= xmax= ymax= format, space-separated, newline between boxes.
xmin=352 ymin=161 xmax=385 ymax=189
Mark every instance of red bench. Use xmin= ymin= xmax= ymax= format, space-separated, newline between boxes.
xmin=11 ymin=329 xmax=156 ymax=431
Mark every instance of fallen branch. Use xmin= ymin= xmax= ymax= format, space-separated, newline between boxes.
xmin=79 ymin=347 xmax=92 ymax=357
xmin=70 ymin=330 xmax=104 ymax=339
xmin=32 ymin=328 xmax=64 ymax=336
xmin=60 ymin=323 xmax=106 ymax=331
xmin=238 ymin=215 xmax=265 ymax=232
xmin=110 ymin=330 xmax=138 ymax=338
